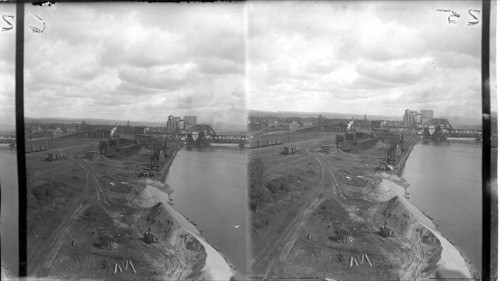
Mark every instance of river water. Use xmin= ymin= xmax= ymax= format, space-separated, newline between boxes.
xmin=0 ymin=146 xmax=18 ymax=276
xmin=165 ymin=146 xmax=249 ymax=275
xmin=403 ymin=140 xmax=482 ymax=275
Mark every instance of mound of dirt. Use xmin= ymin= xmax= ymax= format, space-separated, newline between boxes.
xmin=366 ymin=179 xmax=406 ymax=202
xmin=132 ymin=183 xmax=233 ymax=280
xmin=136 ymin=202 xmax=233 ymax=280
xmin=374 ymin=196 xmax=471 ymax=280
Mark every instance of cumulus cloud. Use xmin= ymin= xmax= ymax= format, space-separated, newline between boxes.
xmin=0 ymin=4 xmax=16 ymax=127
xmin=23 ymin=2 xmax=246 ymax=126
xmin=248 ymin=1 xmax=490 ymax=122
xmin=1 ymin=2 xmax=495 ymax=128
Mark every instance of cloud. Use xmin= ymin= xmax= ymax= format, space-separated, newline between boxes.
xmin=247 ymin=1 xmax=484 ymax=121
xmin=22 ymin=3 xmax=246 ymax=126
xmin=0 ymin=4 xmax=16 ymax=126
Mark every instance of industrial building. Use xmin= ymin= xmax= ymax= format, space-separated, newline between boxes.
xmin=166 ymin=115 xmax=181 ymax=133
xmin=371 ymin=120 xmax=384 ymax=129
xmin=134 ymin=126 xmax=147 ymax=135
xmin=150 ymin=151 xmax=165 ymax=171
xmin=387 ymin=144 xmax=402 ymax=164
xmin=135 ymin=134 xmax=154 ymax=146
xmin=372 ymin=128 xmax=390 ymax=139
xmin=350 ymin=138 xmax=379 ymax=151
xmin=403 ymin=109 xmax=434 ymax=127
xmin=323 ymin=123 xmax=348 ymax=132
xmin=403 ymin=109 xmax=418 ymax=127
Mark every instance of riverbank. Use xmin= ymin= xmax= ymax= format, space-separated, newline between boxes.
xmin=392 ymin=137 xmax=417 ymax=177
xmin=145 ymin=142 xmax=239 ymax=278
xmin=248 ymin=135 xmax=476 ymax=279
xmin=159 ymin=142 xmax=182 ymax=182
xmin=131 ymin=183 xmax=234 ymax=280
xmin=389 ymin=138 xmax=476 ymax=279
xmin=25 ymin=140 xmax=234 ymax=280
xmin=165 ymin=146 xmax=248 ymax=277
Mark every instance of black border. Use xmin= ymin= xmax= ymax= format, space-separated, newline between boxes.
xmin=482 ymin=0 xmax=492 ymax=279
xmin=15 ymin=1 xmax=27 ymax=277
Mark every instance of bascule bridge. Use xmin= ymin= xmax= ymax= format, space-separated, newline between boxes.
xmin=185 ymin=125 xmax=247 ymax=146
xmin=421 ymin=118 xmax=482 ymax=140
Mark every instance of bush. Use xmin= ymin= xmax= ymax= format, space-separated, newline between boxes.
xmin=31 ymin=183 xmax=54 ymax=200
xmin=249 ymin=157 xmax=270 ymax=208
xmin=265 ymin=174 xmax=303 ymax=196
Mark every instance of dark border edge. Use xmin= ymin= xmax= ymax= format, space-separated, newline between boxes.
xmin=15 ymin=2 xmax=27 ymax=278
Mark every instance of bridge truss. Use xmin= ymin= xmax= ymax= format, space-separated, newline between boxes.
xmin=421 ymin=118 xmax=481 ymax=138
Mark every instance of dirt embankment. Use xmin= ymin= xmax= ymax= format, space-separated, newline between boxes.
xmin=373 ymin=192 xmax=472 ymax=279
xmin=133 ymin=184 xmax=234 ymax=280
xmin=26 ymin=141 xmax=233 ymax=280
xmin=134 ymin=143 xmax=234 ymax=280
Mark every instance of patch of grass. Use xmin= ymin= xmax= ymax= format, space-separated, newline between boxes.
xmin=78 ymin=204 xmax=115 ymax=231
xmin=28 ymin=180 xmax=75 ymax=210
xmin=265 ymin=174 xmax=305 ymax=198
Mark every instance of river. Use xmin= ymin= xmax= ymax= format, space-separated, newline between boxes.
xmin=403 ymin=139 xmax=482 ymax=275
xmin=0 ymin=145 xmax=18 ymax=276
xmin=165 ymin=146 xmax=249 ymax=275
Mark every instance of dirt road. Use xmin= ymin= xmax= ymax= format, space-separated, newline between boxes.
xmin=29 ymin=156 xmax=93 ymax=276
xmin=252 ymin=148 xmax=341 ymax=278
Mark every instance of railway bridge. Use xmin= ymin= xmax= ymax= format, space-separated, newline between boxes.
xmin=421 ymin=119 xmax=482 ymax=139
xmin=185 ymin=125 xmax=247 ymax=146
xmin=0 ymin=135 xmax=16 ymax=144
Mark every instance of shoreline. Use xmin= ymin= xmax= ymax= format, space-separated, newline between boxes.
xmin=391 ymin=137 xmax=476 ymax=278
xmin=159 ymin=143 xmax=182 ymax=183
xmin=153 ymin=142 xmax=240 ymax=279
xmin=137 ymin=183 xmax=234 ymax=280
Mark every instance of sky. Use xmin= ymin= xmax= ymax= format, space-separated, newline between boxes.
xmin=247 ymin=1 xmax=496 ymax=122
xmin=0 ymin=4 xmax=16 ymax=128
xmin=7 ymin=2 xmax=246 ymax=127
xmin=0 ymin=2 xmax=497 ymax=128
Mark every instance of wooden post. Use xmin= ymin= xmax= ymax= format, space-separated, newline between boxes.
xmin=130 ymin=260 xmax=137 ymax=274
xmin=365 ymin=254 xmax=372 ymax=267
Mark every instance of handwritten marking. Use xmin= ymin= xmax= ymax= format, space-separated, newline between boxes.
xmin=1 ymin=14 xmax=14 ymax=32
xmin=437 ymin=8 xmax=481 ymax=26
xmin=28 ymin=10 xmax=45 ymax=34
xmin=467 ymin=9 xmax=480 ymax=26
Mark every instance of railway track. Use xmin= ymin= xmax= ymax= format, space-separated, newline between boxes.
xmin=29 ymin=155 xmax=115 ymax=277
xmin=253 ymin=149 xmax=340 ymax=278
xmin=29 ymin=156 xmax=93 ymax=277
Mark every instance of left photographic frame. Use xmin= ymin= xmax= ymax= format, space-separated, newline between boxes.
xmin=0 ymin=2 xmax=20 ymax=279
xmin=19 ymin=2 xmax=249 ymax=280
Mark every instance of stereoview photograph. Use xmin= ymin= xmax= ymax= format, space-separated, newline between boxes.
xmin=247 ymin=1 xmax=495 ymax=280
xmin=0 ymin=1 xmax=497 ymax=281
xmin=22 ymin=2 xmax=248 ymax=280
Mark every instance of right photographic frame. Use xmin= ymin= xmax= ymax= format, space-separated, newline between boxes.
xmin=247 ymin=1 xmax=497 ymax=280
